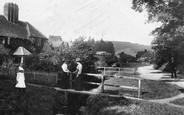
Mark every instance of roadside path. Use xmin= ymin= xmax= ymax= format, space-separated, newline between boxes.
xmin=137 ymin=65 xmax=184 ymax=108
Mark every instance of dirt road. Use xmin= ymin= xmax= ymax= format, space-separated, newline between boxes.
xmin=137 ymin=64 xmax=184 ymax=88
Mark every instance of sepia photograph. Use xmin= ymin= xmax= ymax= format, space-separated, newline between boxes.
xmin=0 ymin=0 xmax=184 ymax=115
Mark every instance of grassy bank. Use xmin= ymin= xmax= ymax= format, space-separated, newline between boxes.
xmin=85 ymin=95 xmax=184 ymax=115
xmin=171 ymin=97 xmax=184 ymax=106
xmin=0 ymin=62 xmax=182 ymax=115
xmin=104 ymin=77 xmax=180 ymax=99
xmin=0 ymin=80 xmax=66 ymax=115
xmin=1 ymin=78 xmax=182 ymax=115
xmin=86 ymin=63 xmax=184 ymax=115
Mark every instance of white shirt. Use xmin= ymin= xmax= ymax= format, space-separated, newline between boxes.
xmin=61 ymin=63 xmax=70 ymax=72
xmin=76 ymin=62 xmax=83 ymax=74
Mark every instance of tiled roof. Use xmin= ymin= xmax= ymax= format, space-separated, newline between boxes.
xmin=0 ymin=15 xmax=47 ymax=40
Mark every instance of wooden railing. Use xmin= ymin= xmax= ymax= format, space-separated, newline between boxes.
xmin=96 ymin=67 xmax=142 ymax=98
xmin=0 ymin=67 xmax=142 ymax=98
xmin=96 ymin=67 xmax=136 ymax=76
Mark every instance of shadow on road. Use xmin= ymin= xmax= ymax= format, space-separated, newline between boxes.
xmin=150 ymin=71 xmax=165 ymax=74
xmin=159 ymin=77 xmax=184 ymax=82
xmin=178 ymin=89 xmax=184 ymax=93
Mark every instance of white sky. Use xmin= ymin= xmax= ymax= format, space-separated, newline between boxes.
xmin=0 ymin=0 xmax=161 ymax=45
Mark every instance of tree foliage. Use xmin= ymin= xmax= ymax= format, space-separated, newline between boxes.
xmin=95 ymin=39 xmax=115 ymax=54
xmin=132 ymin=0 xmax=184 ymax=66
xmin=105 ymin=54 xmax=118 ymax=67
xmin=70 ymin=37 xmax=98 ymax=73
xmin=26 ymin=37 xmax=97 ymax=72
xmin=26 ymin=41 xmax=62 ymax=72
xmin=136 ymin=49 xmax=148 ymax=59
xmin=0 ymin=44 xmax=10 ymax=55
xmin=118 ymin=52 xmax=136 ymax=64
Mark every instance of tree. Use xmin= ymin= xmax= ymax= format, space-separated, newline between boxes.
xmin=132 ymin=0 xmax=184 ymax=66
xmin=95 ymin=39 xmax=115 ymax=54
xmin=105 ymin=54 xmax=118 ymax=67
xmin=26 ymin=41 xmax=62 ymax=72
xmin=70 ymin=37 xmax=98 ymax=73
xmin=87 ymin=37 xmax=96 ymax=46
xmin=136 ymin=49 xmax=148 ymax=59
xmin=118 ymin=52 xmax=136 ymax=64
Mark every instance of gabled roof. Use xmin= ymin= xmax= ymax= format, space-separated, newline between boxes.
xmin=26 ymin=22 xmax=47 ymax=39
xmin=0 ymin=15 xmax=47 ymax=40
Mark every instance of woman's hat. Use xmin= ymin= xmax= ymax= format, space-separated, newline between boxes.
xmin=76 ymin=58 xmax=81 ymax=62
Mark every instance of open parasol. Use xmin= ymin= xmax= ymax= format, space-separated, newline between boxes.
xmin=13 ymin=46 xmax=31 ymax=64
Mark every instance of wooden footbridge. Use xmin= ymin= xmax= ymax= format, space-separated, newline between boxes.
xmin=55 ymin=67 xmax=143 ymax=104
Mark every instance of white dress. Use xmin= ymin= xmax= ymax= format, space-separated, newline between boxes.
xmin=15 ymin=66 xmax=26 ymax=88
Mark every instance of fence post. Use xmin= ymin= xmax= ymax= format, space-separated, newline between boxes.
xmin=138 ymin=78 xmax=142 ymax=98
xmin=104 ymin=67 xmax=106 ymax=76
xmin=133 ymin=68 xmax=136 ymax=75
xmin=69 ymin=73 xmax=72 ymax=89
xmin=33 ymin=71 xmax=35 ymax=81
xmin=56 ymin=73 xmax=58 ymax=86
xmin=64 ymin=91 xmax=68 ymax=105
xmin=100 ymin=75 xmax=104 ymax=92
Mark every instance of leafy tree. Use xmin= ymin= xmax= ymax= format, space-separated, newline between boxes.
xmin=118 ymin=52 xmax=136 ymax=64
xmin=70 ymin=37 xmax=98 ymax=73
xmin=105 ymin=54 xmax=118 ymax=66
xmin=106 ymin=42 xmax=115 ymax=54
xmin=95 ymin=39 xmax=115 ymax=54
xmin=26 ymin=41 xmax=62 ymax=72
xmin=26 ymin=37 xmax=98 ymax=73
xmin=132 ymin=0 xmax=184 ymax=66
xmin=135 ymin=49 xmax=148 ymax=59
xmin=87 ymin=37 xmax=96 ymax=46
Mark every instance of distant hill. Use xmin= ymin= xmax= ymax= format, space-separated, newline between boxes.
xmin=111 ymin=41 xmax=152 ymax=56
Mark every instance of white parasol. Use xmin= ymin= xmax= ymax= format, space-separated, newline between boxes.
xmin=13 ymin=46 xmax=32 ymax=64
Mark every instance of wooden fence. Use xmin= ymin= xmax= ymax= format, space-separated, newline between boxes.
xmin=25 ymin=71 xmax=58 ymax=86
xmin=0 ymin=67 xmax=142 ymax=98
xmin=96 ymin=67 xmax=136 ymax=76
xmin=96 ymin=67 xmax=142 ymax=98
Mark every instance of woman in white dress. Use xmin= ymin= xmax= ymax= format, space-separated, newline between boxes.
xmin=15 ymin=63 xmax=26 ymax=93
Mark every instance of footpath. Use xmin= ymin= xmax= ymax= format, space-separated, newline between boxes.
xmin=137 ymin=65 xmax=184 ymax=108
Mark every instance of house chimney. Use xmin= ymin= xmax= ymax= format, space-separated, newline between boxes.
xmin=4 ymin=3 xmax=19 ymax=23
xmin=13 ymin=4 xmax=19 ymax=23
xmin=9 ymin=3 xmax=13 ymax=22
xmin=4 ymin=3 xmax=10 ymax=20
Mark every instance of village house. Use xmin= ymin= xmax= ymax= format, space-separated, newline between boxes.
xmin=48 ymin=35 xmax=70 ymax=47
xmin=138 ymin=52 xmax=154 ymax=62
xmin=0 ymin=3 xmax=47 ymax=51
xmin=0 ymin=3 xmax=48 ymax=65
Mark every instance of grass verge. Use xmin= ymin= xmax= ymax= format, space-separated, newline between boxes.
xmin=104 ymin=77 xmax=180 ymax=99
xmin=171 ymin=97 xmax=184 ymax=106
xmin=0 ymin=80 xmax=66 ymax=115
xmin=85 ymin=95 xmax=184 ymax=115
